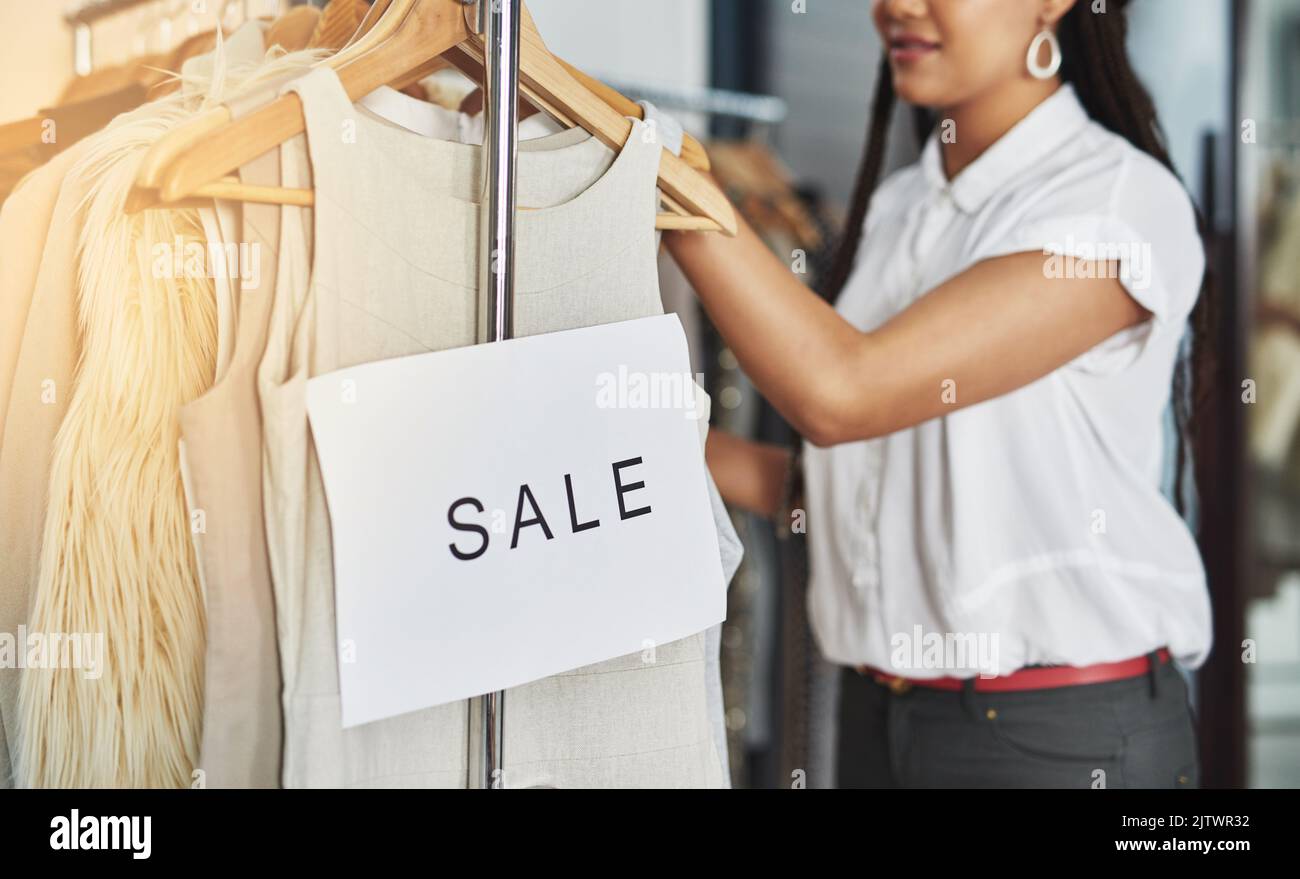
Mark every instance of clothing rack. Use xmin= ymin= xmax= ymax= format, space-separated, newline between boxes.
xmin=64 ymin=0 xmax=156 ymax=26
xmin=466 ymin=0 xmax=519 ymax=791
xmin=65 ymin=0 xmax=155 ymax=75
xmin=604 ymin=80 xmax=788 ymax=126
xmin=59 ymin=0 xmax=526 ymax=791
xmin=65 ymin=0 xmax=260 ymax=75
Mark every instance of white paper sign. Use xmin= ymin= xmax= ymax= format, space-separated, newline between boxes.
xmin=306 ymin=314 xmax=726 ymax=728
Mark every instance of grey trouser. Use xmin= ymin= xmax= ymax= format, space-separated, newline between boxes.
xmin=837 ymin=656 xmax=1200 ymax=788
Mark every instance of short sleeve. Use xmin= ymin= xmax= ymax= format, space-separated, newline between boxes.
xmin=971 ymin=148 xmax=1205 ymax=376
xmin=864 ymin=166 xmax=921 ymax=241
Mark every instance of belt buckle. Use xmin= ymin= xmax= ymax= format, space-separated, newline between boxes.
xmin=857 ymin=666 xmax=914 ymax=695
xmin=886 ymin=675 xmax=913 ymax=696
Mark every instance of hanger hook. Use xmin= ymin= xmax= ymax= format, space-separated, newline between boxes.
xmin=155 ymin=0 xmax=176 ymax=53
xmin=213 ymin=0 xmax=250 ymax=30
xmin=457 ymin=0 xmax=485 ymax=36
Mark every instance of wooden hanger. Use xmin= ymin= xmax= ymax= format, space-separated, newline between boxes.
xmin=447 ymin=3 xmax=710 ymax=173
xmin=503 ymin=7 xmax=709 ymax=173
xmin=0 ymin=117 xmax=48 ymax=158
xmin=129 ymin=0 xmax=450 ymax=211
xmin=341 ymin=0 xmax=395 ymax=49
xmin=0 ymin=0 xmax=175 ymax=156
xmin=133 ymin=0 xmax=704 ymax=202
xmin=267 ymin=5 xmax=325 ymax=53
xmin=131 ymin=0 xmax=424 ymax=204
xmin=449 ymin=4 xmax=724 ymax=229
xmin=369 ymin=0 xmax=706 ymax=172
xmin=309 ymin=0 xmax=376 ymax=51
xmin=554 ymin=59 xmax=710 ymax=174
xmin=0 ymin=80 xmax=152 ymax=160
xmin=450 ymin=9 xmax=710 ymax=220
xmin=62 ymin=0 xmax=186 ymax=104
xmin=137 ymin=0 xmax=735 ymax=234
xmin=709 ymin=141 xmax=826 ymax=250
xmin=0 ymin=3 xmax=318 ymax=162
xmin=149 ymin=8 xmax=323 ymax=101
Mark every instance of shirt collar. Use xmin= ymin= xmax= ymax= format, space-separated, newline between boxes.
xmin=920 ymin=84 xmax=1091 ymax=213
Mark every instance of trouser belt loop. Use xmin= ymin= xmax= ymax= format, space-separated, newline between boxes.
xmin=960 ymin=677 xmax=979 ymax=721
xmin=1146 ymin=650 xmax=1161 ymax=699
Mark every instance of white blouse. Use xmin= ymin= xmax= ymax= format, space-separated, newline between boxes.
xmin=802 ymin=84 xmax=1211 ymax=677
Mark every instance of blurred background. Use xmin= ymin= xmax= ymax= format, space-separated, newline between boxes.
xmin=1 ymin=0 xmax=1295 ymax=788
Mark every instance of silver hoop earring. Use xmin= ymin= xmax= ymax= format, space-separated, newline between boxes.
xmin=1026 ymin=29 xmax=1062 ymax=79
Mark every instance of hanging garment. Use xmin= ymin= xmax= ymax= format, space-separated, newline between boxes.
xmin=14 ymin=115 xmax=216 ymax=791
xmin=0 ymin=156 xmax=41 ymax=205
xmin=262 ymin=66 xmax=728 ymax=788
xmin=0 ymin=142 xmax=90 ymax=451
xmin=0 ymin=66 xmax=193 ymax=438
xmin=703 ymin=448 xmax=742 ymax=782
xmin=174 ymin=34 xmax=325 ymax=789
xmin=0 ymin=143 xmax=94 ymax=788
xmin=3 ymin=27 xmax=277 ymax=785
xmin=8 ymin=44 xmax=324 ymax=788
xmin=194 ymin=202 xmax=242 ymax=384
xmin=261 ymin=115 xmax=619 ymax=790
xmin=308 ymin=0 xmax=374 ymax=51
xmin=705 ymin=143 xmax=841 ymax=787
xmin=182 ymin=179 xmax=282 ymax=789
xmin=1251 ymin=185 xmax=1300 ymax=470
xmin=0 ymin=18 xmax=279 ymax=198
xmin=180 ymin=96 xmax=299 ymax=789
xmin=181 ymin=60 xmax=541 ymax=789
xmin=177 ymin=79 xmax=737 ymax=787
xmin=637 ymin=100 xmax=737 ymax=783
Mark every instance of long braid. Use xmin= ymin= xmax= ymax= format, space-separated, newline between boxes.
xmin=1059 ymin=2 xmax=1216 ymax=517
xmin=820 ymin=2 xmax=1214 ymax=517
xmin=818 ymin=56 xmax=896 ymax=303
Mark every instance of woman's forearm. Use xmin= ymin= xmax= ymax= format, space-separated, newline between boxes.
xmin=705 ymin=429 xmax=791 ymax=518
xmin=666 ymin=217 xmax=864 ymax=445
xmin=669 ymin=215 xmax=1157 ymax=449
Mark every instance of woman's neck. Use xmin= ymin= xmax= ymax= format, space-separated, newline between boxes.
xmin=939 ymin=77 xmax=1062 ymax=180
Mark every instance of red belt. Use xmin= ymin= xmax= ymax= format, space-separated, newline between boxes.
xmin=860 ymin=648 xmax=1171 ymax=695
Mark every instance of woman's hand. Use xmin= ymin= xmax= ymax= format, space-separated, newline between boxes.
xmin=666 ymin=217 xmax=1147 ymax=446
xmin=705 ymin=429 xmax=791 ymax=519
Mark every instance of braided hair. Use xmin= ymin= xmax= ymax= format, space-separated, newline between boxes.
xmin=820 ymin=1 xmax=1214 ymax=516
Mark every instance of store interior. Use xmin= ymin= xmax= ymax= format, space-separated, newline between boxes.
xmin=0 ymin=0 xmax=1296 ymax=789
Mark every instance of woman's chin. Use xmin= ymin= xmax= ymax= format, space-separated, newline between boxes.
xmin=889 ymin=73 xmax=948 ymax=110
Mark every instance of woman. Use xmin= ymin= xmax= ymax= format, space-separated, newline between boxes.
xmin=666 ymin=0 xmax=1211 ymax=788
